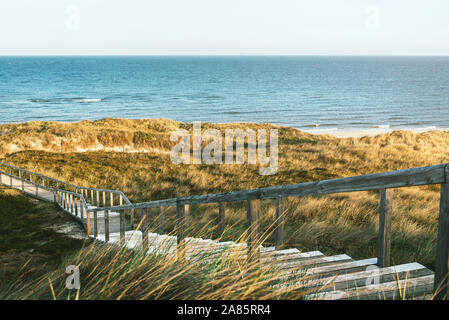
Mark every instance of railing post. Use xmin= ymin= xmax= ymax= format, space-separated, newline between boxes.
xmin=378 ymin=189 xmax=393 ymax=268
xmin=120 ymin=195 xmax=123 ymax=206
xmin=96 ymin=191 xmax=100 ymax=206
xmin=105 ymin=210 xmax=110 ymax=242
xmin=435 ymin=182 xmax=449 ymax=299
xmin=94 ymin=211 xmax=98 ymax=239
xmin=120 ymin=210 xmax=125 ymax=245
xmin=74 ymin=197 xmax=78 ymax=216
xmin=158 ymin=206 xmax=164 ymax=234
xmin=176 ymin=201 xmax=189 ymax=258
xmin=91 ymin=190 xmax=94 ymax=204
xmin=110 ymin=192 xmax=114 ymax=207
xmin=103 ymin=191 xmax=106 ymax=207
xmin=80 ymin=201 xmax=84 ymax=220
xmin=275 ymin=197 xmax=285 ymax=249
xmin=130 ymin=208 xmax=134 ymax=229
xmin=86 ymin=211 xmax=91 ymax=237
xmin=218 ymin=202 xmax=225 ymax=237
xmin=142 ymin=208 xmax=149 ymax=252
xmin=247 ymin=198 xmax=261 ymax=262
xmin=9 ymin=168 xmax=12 ymax=186
xmin=70 ymin=194 xmax=74 ymax=213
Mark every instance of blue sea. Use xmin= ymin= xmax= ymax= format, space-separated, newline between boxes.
xmin=1 ymin=56 xmax=449 ymax=134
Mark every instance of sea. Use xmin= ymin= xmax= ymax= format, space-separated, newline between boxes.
xmin=1 ymin=56 xmax=448 ymax=135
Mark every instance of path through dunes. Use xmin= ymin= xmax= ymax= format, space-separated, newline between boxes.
xmin=0 ymin=169 xmax=436 ymax=300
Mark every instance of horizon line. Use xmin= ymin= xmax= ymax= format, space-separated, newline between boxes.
xmin=1 ymin=54 xmax=449 ymax=57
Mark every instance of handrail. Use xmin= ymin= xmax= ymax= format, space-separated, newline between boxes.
xmin=0 ymin=162 xmax=132 ymax=205
xmin=88 ymin=163 xmax=448 ymax=212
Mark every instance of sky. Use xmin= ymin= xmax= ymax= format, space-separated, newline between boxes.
xmin=0 ymin=0 xmax=448 ymax=55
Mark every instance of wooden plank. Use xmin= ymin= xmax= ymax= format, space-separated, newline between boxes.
xmin=142 ymin=209 xmax=149 ymax=253
xmin=120 ymin=210 xmax=125 ymax=245
xmin=173 ymin=164 xmax=446 ymax=205
xmin=158 ymin=206 xmax=164 ymax=234
xmin=218 ymin=202 xmax=225 ymax=237
xmin=80 ymin=200 xmax=84 ymax=219
xmin=435 ymin=182 xmax=449 ymax=299
xmin=247 ymin=199 xmax=261 ymax=262
xmin=94 ymin=211 xmax=98 ymax=238
xmin=378 ymin=189 xmax=393 ymax=267
xmin=86 ymin=211 xmax=91 ymax=237
xmin=104 ymin=210 xmax=110 ymax=242
xmin=300 ymin=263 xmax=432 ymax=294
xmin=309 ymin=274 xmax=435 ymax=300
xmin=280 ymin=254 xmax=353 ymax=270
xmin=176 ymin=203 xmax=189 ymax=257
xmin=275 ymin=197 xmax=285 ymax=249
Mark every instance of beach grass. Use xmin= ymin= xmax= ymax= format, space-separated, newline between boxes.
xmin=1 ymin=118 xmax=448 ymax=271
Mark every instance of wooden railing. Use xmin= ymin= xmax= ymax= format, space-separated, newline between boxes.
xmin=0 ymin=162 xmax=132 ymax=206
xmin=1 ymin=161 xmax=449 ymax=299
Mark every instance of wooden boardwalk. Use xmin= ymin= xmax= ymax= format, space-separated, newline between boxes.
xmin=0 ymin=163 xmax=444 ymax=300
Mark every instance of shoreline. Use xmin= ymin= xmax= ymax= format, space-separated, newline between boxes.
xmin=302 ymin=127 xmax=449 ymax=138
xmin=2 ymin=118 xmax=449 ymax=139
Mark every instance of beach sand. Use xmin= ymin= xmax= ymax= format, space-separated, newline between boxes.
xmin=304 ymin=127 xmax=449 ymax=138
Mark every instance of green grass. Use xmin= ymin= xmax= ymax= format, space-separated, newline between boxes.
xmin=0 ymin=187 xmax=86 ymax=297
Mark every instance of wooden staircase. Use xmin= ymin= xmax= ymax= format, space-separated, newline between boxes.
xmin=0 ymin=163 xmax=443 ymax=300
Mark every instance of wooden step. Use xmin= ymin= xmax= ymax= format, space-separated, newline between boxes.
xmin=306 ymin=273 xmax=434 ymax=300
xmin=299 ymin=262 xmax=433 ymax=294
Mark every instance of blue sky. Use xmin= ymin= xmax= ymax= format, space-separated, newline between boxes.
xmin=1 ymin=0 xmax=448 ymax=55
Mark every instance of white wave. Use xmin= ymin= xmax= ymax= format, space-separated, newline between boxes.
xmin=304 ymin=128 xmax=339 ymax=132
xmin=74 ymin=98 xmax=102 ymax=103
xmin=370 ymin=125 xmax=390 ymax=128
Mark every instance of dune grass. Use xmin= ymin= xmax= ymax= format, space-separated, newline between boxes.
xmin=1 ymin=118 xmax=449 ymax=272
xmin=0 ymin=187 xmax=86 ymax=298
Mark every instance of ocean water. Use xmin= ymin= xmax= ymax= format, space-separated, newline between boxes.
xmin=1 ymin=56 xmax=449 ymax=134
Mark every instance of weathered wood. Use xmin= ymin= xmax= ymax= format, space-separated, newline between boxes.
xmin=86 ymin=211 xmax=91 ymax=237
xmin=247 ymin=198 xmax=261 ymax=261
xmin=435 ymin=183 xmax=449 ymax=299
xmin=96 ymin=190 xmax=100 ymax=206
xmin=158 ymin=206 xmax=164 ymax=234
xmin=218 ymin=202 xmax=225 ymax=237
xmin=173 ymin=164 xmax=446 ymax=206
xmin=104 ymin=210 xmax=110 ymax=242
xmin=378 ymin=189 xmax=393 ymax=267
xmin=110 ymin=192 xmax=114 ymax=207
xmin=90 ymin=190 xmax=94 ymax=203
xmin=120 ymin=210 xmax=125 ymax=245
xmin=94 ymin=211 xmax=98 ymax=238
xmin=176 ymin=203 xmax=189 ymax=257
xmin=120 ymin=195 xmax=123 ymax=206
xmin=275 ymin=197 xmax=285 ymax=249
xmin=74 ymin=197 xmax=78 ymax=216
xmin=142 ymin=209 xmax=149 ymax=252
xmin=103 ymin=191 xmax=106 ymax=207
xmin=130 ymin=208 xmax=134 ymax=228
xmin=81 ymin=196 xmax=85 ymax=219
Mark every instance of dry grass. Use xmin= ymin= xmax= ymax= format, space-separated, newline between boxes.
xmin=2 ymin=118 xmax=449 ymax=270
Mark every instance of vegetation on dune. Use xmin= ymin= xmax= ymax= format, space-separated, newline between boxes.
xmin=1 ymin=118 xmax=449 ymax=272
xmin=0 ymin=187 xmax=86 ymax=298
